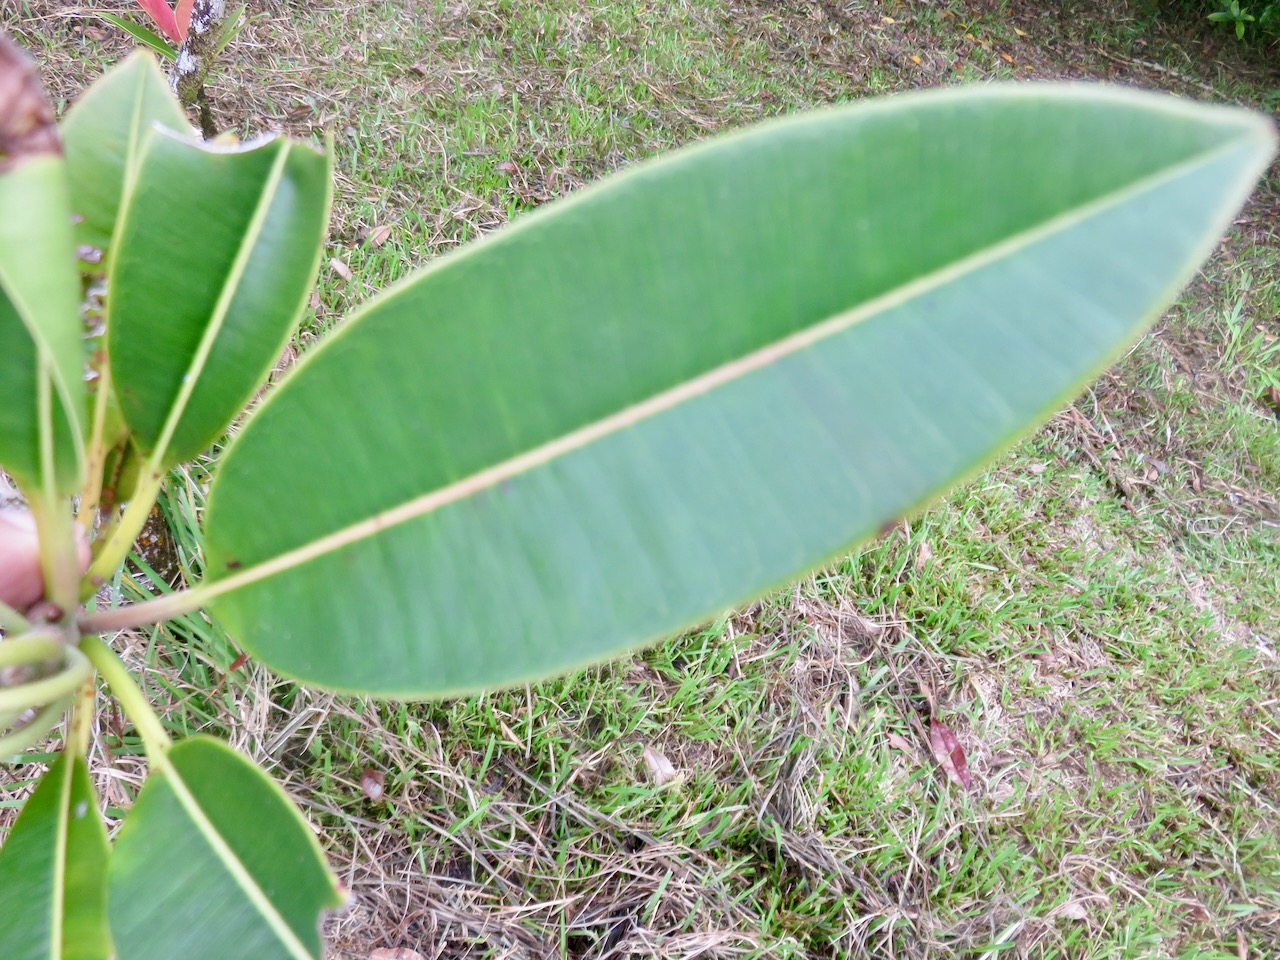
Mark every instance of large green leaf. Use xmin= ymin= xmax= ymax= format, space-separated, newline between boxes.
xmin=60 ymin=51 xmax=189 ymax=254
xmin=200 ymin=85 xmax=1277 ymax=696
xmin=107 ymin=131 xmax=331 ymax=466
xmin=0 ymin=753 xmax=112 ymax=960
xmin=0 ymin=157 xmax=85 ymax=493
xmin=107 ymin=737 xmax=342 ymax=960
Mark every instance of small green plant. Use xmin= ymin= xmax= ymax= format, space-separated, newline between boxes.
xmin=93 ymin=0 xmax=247 ymax=134
xmin=1207 ymin=0 xmax=1280 ymax=38
xmin=0 ymin=33 xmax=1275 ymax=960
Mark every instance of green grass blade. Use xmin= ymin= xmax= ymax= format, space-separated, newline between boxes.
xmin=93 ymin=13 xmax=177 ymax=61
xmin=212 ymin=4 xmax=247 ymax=58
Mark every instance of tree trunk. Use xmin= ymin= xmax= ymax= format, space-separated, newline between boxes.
xmin=169 ymin=0 xmax=231 ymax=138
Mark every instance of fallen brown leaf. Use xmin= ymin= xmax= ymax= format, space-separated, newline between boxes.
xmin=915 ymin=540 xmax=933 ymax=570
xmin=885 ymin=732 xmax=914 ymax=752
xmin=1260 ymin=385 xmax=1280 ymax=418
xmin=370 ymin=950 xmax=426 ymax=960
xmin=1057 ymin=900 xmax=1088 ymax=921
xmin=364 ymin=224 xmax=393 ymax=247
xmin=928 ymin=717 xmax=972 ymax=789
xmin=495 ymin=160 xmax=519 ymax=176
xmin=642 ymin=744 xmax=678 ymax=786
xmin=329 ymin=257 xmax=353 ymax=282
xmin=1176 ymin=900 xmax=1212 ymax=923
xmin=360 ymin=767 xmax=385 ymax=801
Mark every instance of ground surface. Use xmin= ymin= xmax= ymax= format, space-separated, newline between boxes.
xmin=3 ymin=1 xmax=1280 ymax=957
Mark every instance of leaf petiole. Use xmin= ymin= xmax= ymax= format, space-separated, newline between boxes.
xmin=78 ymin=633 xmax=171 ymax=757
xmin=0 ymin=597 xmax=31 ymax=633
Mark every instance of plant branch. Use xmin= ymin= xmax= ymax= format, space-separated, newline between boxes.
xmin=169 ymin=0 xmax=230 ymax=134
xmin=78 ymin=633 xmax=172 ymax=757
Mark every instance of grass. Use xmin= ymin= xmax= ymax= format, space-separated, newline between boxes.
xmin=4 ymin=0 xmax=1280 ymax=957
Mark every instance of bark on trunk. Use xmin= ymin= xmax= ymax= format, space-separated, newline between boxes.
xmin=169 ymin=0 xmax=231 ymax=138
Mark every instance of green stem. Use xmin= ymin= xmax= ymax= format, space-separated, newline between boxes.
xmin=0 ymin=643 xmax=91 ymax=713
xmin=28 ymin=492 xmax=79 ymax=625
xmin=78 ymin=633 xmax=171 ymax=757
xmin=0 ymin=696 xmax=73 ymax=757
xmin=0 ymin=630 xmax=62 ymax=666
xmin=77 ymin=366 xmax=117 ymax=536
xmin=0 ymin=597 xmax=31 ymax=633
xmin=67 ymin=670 xmax=95 ymax=757
xmin=82 ymin=471 xmax=163 ymax=599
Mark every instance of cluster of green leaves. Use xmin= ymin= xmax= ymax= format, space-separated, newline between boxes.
xmin=1206 ymin=0 xmax=1279 ymax=39
xmin=0 ymin=35 xmax=1275 ymax=960
xmin=94 ymin=2 xmax=246 ymax=65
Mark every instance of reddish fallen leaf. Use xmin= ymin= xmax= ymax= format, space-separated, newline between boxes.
xmin=495 ymin=160 xmax=519 ymax=176
xmin=928 ymin=717 xmax=972 ymax=788
xmin=228 ymin=651 xmax=250 ymax=672
xmin=361 ymin=766 xmax=385 ymax=801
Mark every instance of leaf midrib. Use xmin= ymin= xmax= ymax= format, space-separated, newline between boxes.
xmin=83 ymin=128 xmax=1270 ymax=634
xmin=50 ymin=756 xmax=70 ymax=960
xmin=157 ymin=752 xmax=316 ymax=960
xmin=145 ymin=139 xmax=293 ymax=467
